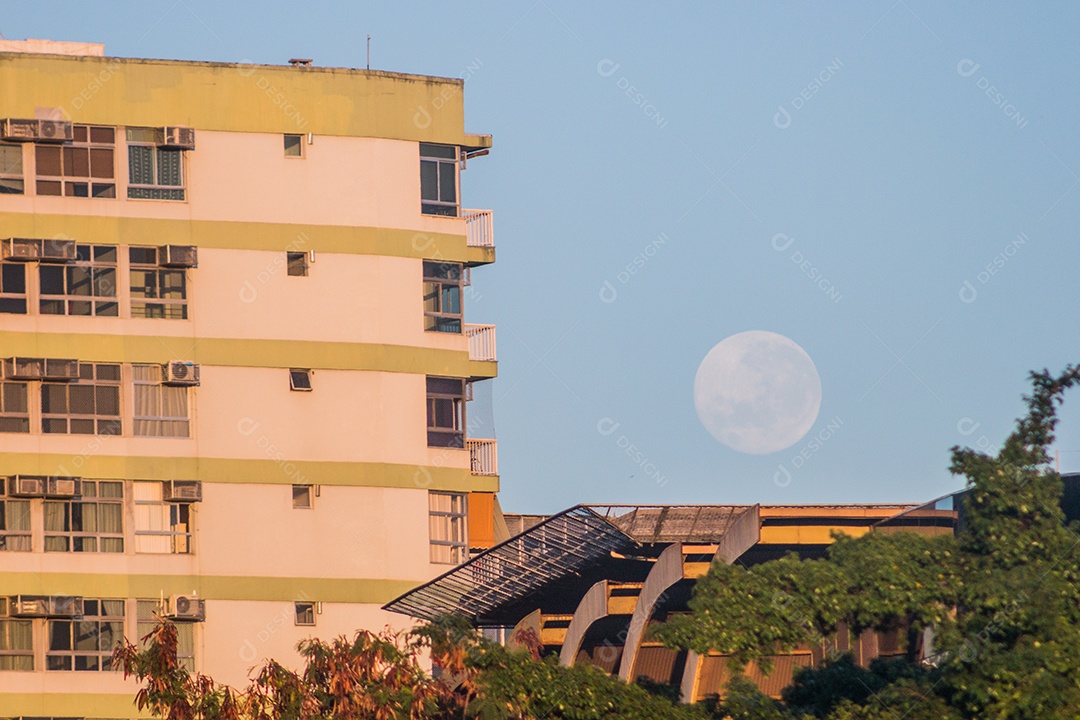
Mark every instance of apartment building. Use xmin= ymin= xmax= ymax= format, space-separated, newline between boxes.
xmin=0 ymin=39 xmax=500 ymax=717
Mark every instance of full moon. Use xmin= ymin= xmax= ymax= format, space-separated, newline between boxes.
xmin=694 ymin=331 xmax=822 ymax=455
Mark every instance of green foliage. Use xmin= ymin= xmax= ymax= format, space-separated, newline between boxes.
xmin=661 ymin=366 xmax=1080 ymax=719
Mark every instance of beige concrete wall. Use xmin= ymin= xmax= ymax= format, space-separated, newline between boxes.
xmin=1 ymin=131 xmax=469 ymax=235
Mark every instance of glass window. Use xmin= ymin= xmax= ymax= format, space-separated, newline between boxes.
xmin=0 ymin=493 xmax=31 ymax=551
xmin=294 ymin=601 xmax=316 ymax=626
xmin=286 ymin=251 xmax=308 ymax=276
xmin=43 ymin=480 xmax=124 ymax=553
xmin=0 ymin=381 xmax=29 ymax=433
xmin=0 ymin=599 xmax=33 ymax=670
xmin=420 ymin=143 xmax=459 ymax=216
xmin=129 ymin=246 xmax=188 ymax=319
xmin=284 ymin=134 xmax=303 ymax=157
xmin=134 ymin=481 xmax=191 ymax=553
xmin=46 ymin=598 xmax=124 ymax=671
xmin=289 ymin=368 xmax=312 ymax=392
xmin=137 ymin=599 xmax=194 ymax=671
xmin=292 ymin=484 xmax=312 ymax=509
xmin=423 ymin=261 xmax=463 ymax=333
xmin=0 ymin=143 xmax=24 ymax=194
xmin=41 ymin=362 xmax=122 ymax=436
xmin=36 ymin=125 xmax=115 ymax=198
xmin=0 ymin=262 xmax=27 ymax=314
xmin=127 ymin=128 xmax=185 ymax=200
xmin=132 ymin=364 xmax=190 ymax=437
xmin=427 ymin=376 xmax=465 ymax=448
xmin=39 ymin=244 xmax=118 ymax=317
xmin=429 ymin=491 xmax=468 ymax=564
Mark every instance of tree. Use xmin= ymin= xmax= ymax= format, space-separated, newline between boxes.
xmin=656 ymin=366 xmax=1080 ymax=719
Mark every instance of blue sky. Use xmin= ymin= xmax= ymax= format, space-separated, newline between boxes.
xmin=5 ymin=2 xmax=1078 ymax=513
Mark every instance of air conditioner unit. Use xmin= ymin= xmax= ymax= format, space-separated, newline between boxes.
xmin=0 ymin=118 xmax=41 ymax=141
xmin=158 ymin=244 xmax=198 ymax=268
xmin=45 ymin=476 xmax=81 ymax=498
xmin=161 ymin=126 xmax=196 ymax=149
xmin=36 ymin=120 xmax=75 ymax=143
xmin=165 ymin=594 xmax=206 ymax=622
xmin=42 ymin=358 xmax=80 ymax=381
xmin=2 ymin=238 xmax=42 ymax=261
xmin=11 ymin=594 xmax=84 ymax=618
xmin=39 ymin=238 xmax=77 ymax=263
xmin=3 ymin=357 xmax=45 ymax=380
xmin=162 ymin=361 xmax=200 ymax=386
xmin=164 ymin=479 xmax=202 ymax=503
xmin=7 ymin=475 xmax=46 ymax=497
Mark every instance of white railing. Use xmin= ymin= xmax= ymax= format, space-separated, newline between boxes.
xmin=465 ymin=324 xmax=497 ymax=362
xmin=463 ymin=208 xmax=494 ymax=248
xmin=466 ymin=438 xmax=498 ymax=476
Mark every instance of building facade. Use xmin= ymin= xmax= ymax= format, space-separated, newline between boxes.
xmin=0 ymin=40 xmax=500 ymax=717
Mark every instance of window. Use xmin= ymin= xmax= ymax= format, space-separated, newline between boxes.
xmin=420 ymin=143 xmax=459 ymax=216
xmin=39 ymin=244 xmax=118 ymax=316
xmin=127 ymin=127 xmax=185 ymax=200
xmin=130 ymin=246 xmax=188 ymax=319
xmin=44 ymin=480 xmax=124 ymax=553
xmin=0 ymin=600 xmax=33 ymax=670
xmin=46 ymin=598 xmax=124 ymax=671
xmin=0 ymin=262 xmax=27 ymax=314
xmin=292 ymin=484 xmax=312 ymax=509
xmin=0 ymin=381 xmax=29 ymax=433
xmin=0 ymin=143 xmax=23 ymax=194
xmin=0 ymin=493 xmax=31 ymax=551
xmin=423 ymin=261 xmax=463 ymax=333
xmin=134 ymin=481 xmax=191 ymax=553
xmin=138 ymin=600 xmax=194 ymax=671
xmin=287 ymin=251 xmax=308 ymax=276
xmin=429 ymin=491 xmax=467 ymax=564
xmin=41 ymin=363 xmax=122 ymax=436
xmin=284 ymin=134 xmax=304 ymax=157
xmin=289 ymin=368 xmax=312 ymax=392
xmin=36 ymin=125 xmax=116 ymax=198
xmin=427 ymin=377 xmax=465 ymax=448
xmin=294 ymin=601 xmax=316 ymax=626
xmin=132 ymin=364 xmax=190 ymax=437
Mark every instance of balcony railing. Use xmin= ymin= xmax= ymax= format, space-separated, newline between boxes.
xmin=465 ymin=324 xmax=496 ymax=362
xmin=466 ymin=438 xmax=498 ymax=476
xmin=463 ymin=209 xmax=494 ymax=248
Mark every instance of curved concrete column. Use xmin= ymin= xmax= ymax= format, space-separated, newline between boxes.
xmin=559 ymin=580 xmax=611 ymax=666
xmin=617 ymin=542 xmax=686 ymax=681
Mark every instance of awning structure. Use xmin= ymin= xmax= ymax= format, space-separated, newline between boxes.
xmin=383 ymin=504 xmax=752 ymax=624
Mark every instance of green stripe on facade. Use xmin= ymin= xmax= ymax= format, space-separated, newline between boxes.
xmin=0 ymin=331 xmax=498 ymax=377
xmin=0 ymin=212 xmax=495 ymax=265
xmin=0 ymin=573 xmax=419 ymax=603
xmin=0 ymin=453 xmax=499 ymax=492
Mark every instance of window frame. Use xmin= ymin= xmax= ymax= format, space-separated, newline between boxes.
xmin=129 ymin=246 xmax=189 ymax=320
xmin=294 ymin=601 xmax=316 ymax=626
xmin=286 ymin=251 xmax=309 ymax=277
xmin=283 ymin=133 xmax=305 ymax=158
xmin=419 ymin=143 xmax=460 ymax=217
xmin=134 ymin=481 xmax=193 ymax=554
xmin=40 ymin=362 xmax=122 ymax=436
xmin=429 ymin=491 xmax=468 ymax=565
xmin=292 ymin=484 xmax=313 ymax=509
xmin=43 ymin=480 xmax=125 ymax=554
xmin=0 ymin=599 xmax=34 ymax=671
xmin=39 ymin=243 xmax=119 ymax=317
xmin=126 ymin=127 xmax=186 ymax=201
xmin=45 ymin=597 xmax=125 ymax=672
xmin=0 ymin=492 xmax=32 ymax=552
xmin=0 ymin=261 xmax=28 ymax=315
xmin=289 ymin=368 xmax=313 ymax=392
xmin=35 ymin=124 xmax=116 ymax=199
xmin=132 ymin=363 xmax=191 ymax=438
xmin=423 ymin=261 xmax=464 ymax=334
xmin=137 ymin=599 xmax=195 ymax=670
xmin=0 ymin=379 xmax=30 ymax=434
xmin=0 ymin=142 xmax=25 ymax=195
xmin=426 ymin=376 xmax=466 ymax=448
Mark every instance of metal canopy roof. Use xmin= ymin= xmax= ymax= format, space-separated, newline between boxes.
xmin=383 ymin=504 xmax=752 ymax=624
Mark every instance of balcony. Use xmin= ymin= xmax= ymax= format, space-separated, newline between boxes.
xmin=466 ymin=438 xmax=498 ymax=476
xmin=465 ymin=324 xmax=497 ymax=362
xmin=463 ymin=209 xmax=494 ymax=248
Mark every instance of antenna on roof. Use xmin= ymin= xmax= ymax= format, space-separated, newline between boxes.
xmin=366 ymin=35 xmax=371 ymax=70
